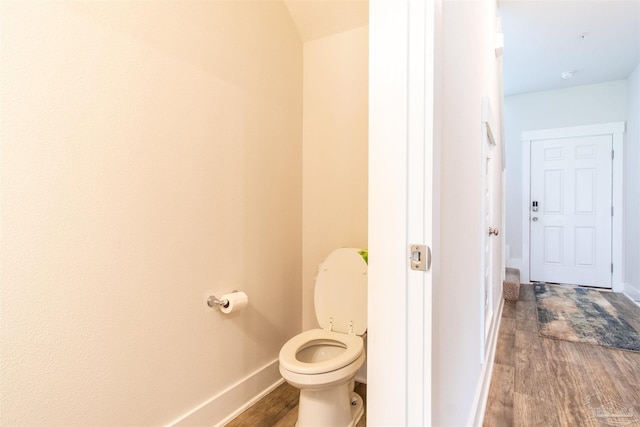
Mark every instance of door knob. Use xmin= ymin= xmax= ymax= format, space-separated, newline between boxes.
xmin=488 ymin=227 xmax=499 ymax=236
xmin=532 ymin=217 xmax=538 ymax=222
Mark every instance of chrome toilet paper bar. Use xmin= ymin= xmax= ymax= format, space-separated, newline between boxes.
xmin=207 ymin=295 xmax=229 ymax=309
xmin=207 ymin=290 xmax=248 ymax=314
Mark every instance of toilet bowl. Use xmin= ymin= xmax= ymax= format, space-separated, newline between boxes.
xmin=279 ymin=248 xmax=367 ymax=427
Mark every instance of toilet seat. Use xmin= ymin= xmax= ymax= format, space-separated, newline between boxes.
xmin=279 ymin=329 xmax=364 ymax=375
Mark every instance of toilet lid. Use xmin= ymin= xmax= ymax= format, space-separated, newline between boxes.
xmin=314 ymin=248 xmax=368 ymax=335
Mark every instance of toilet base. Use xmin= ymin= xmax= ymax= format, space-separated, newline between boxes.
xmin=295 ymin=385 xmax=364 ymax=427
xmin=349 ymin=392 xmax=364 ymax=427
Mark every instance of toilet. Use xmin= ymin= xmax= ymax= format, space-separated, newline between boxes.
xmin=279 ymin=248 xmax=368 ymax=427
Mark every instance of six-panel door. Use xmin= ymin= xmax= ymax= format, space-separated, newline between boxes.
xmin=530 ymin=135 xmax=612 ymax=288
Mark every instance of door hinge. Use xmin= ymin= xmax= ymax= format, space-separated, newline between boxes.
xmin=611 ymin=263 xmax=614 ymax=274
xmin=409 ymin=244 xmax=431 ymax=271
xmin=612 ymin=206 xmax=614 ymax=216
xmin=612 ymin=150 xmax=615 ymax=159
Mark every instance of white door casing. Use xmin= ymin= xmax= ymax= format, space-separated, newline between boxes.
xmin=483 ymin=145 xmax=494 ymax=338
xmin=530 ymin=135 xmax=612 ymax=288
xmin=480 ymin=97 xmax=499 ymax=359
xmin=368 ymin=0 xmax=436 ymax=425
xmin=521 ymin=122 xmax=625 ymax=291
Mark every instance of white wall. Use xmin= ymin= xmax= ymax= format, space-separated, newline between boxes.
xmin=0 ymin=2 xmax=302 ymax=425
xmin=434 ymin=0 xmax=503 ymax=425
xmin=301 ymin=26 xmax=369 ymax=332
xmin=625 ymin=64 xmax=640 ymax=300
xmin=504 ymin=81 xmax=628 ymax=270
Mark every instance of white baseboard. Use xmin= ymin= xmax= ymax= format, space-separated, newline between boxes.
xmin=354 ymin=375 xmax=367 ymax=384
xmin=624 ymin=283 xmax=640 ymax=304
xmin=169 ymin=359 xmax=283 ymax=427
xmin=505 ymin=258 xmax=534 ymax=284
xmin=468 ymin=297 xmax=505 ymax=427
xmin=505 ymin=257 xmax=521 ymax=271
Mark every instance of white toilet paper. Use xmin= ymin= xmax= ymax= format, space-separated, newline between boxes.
xmin=220 ymin=291 xmax=249 ymax=314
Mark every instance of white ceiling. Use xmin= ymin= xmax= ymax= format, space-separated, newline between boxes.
xmin=282 ymin=1 xmax=639 ymax=96
xmin=499 ymin=0 xmax=640 ymax=96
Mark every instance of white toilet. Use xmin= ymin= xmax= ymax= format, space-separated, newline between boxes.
xmin=279 ymin=248 xmax=368 ymax=427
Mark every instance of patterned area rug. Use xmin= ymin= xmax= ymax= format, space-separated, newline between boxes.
xmin=534 ymin=283 xmax=640 ymax=352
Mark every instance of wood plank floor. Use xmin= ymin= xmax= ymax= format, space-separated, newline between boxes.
xmin=227 ymin=284 xmax=638 ymax=426
xmin=484 ymin=284 xmax=640 ymax=427
xmin=226 ymin=382 xmax=366 ymax=427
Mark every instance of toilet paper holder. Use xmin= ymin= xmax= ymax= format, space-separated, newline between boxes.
xmin=207 ymin=295 xmax=230 ymax=309
xmin=207 ymin=290 xmax=241 ymax=310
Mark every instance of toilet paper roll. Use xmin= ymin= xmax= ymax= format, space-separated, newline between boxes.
xmin=220 ymin=291 xmax=248 ymax=314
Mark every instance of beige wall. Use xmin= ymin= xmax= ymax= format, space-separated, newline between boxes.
xmin=301 ymin=26 xmax=369 ymax=331
xmin=0 ymin=2 xmax=302 ymax=425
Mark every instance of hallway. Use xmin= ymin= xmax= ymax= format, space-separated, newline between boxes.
xmin=484 ymin=284 xmax=640 ymax=426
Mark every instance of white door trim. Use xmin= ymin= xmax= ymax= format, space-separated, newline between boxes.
xmin=368 ymin=0 xmax=436 ymax=425
xmin=521 ymin=121 xmax=625 ymax=291
xmin=480 ymin=97 xmax=497 ymax=361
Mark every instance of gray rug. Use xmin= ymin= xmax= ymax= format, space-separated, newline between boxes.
xmin=533 ymin=283 xmax=640 ymax=352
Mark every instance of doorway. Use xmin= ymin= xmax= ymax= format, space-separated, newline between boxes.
xmin=481 ymin=97 xmax=502 ymax=358
xmin=520 ymin=122 xmax=625 ymax=291
xmin=529 ymin=134 xmax=612 ymax=288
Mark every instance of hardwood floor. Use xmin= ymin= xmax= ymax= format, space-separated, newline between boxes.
xmin=225 ymin=382 xmax=367 ymax=427
xmin=226 ymin=285 xmax=638 ymax=426
xmin=484 ymin=284 xmax=640 ymax=427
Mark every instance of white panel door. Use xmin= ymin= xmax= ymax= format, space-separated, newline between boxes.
xmin=483 ymin=152 xmax=494 ymax=339
xmin=481 ymin=120 xmax=497 ymax=350
xmin=530 ymin=135 xmax=612 ymax=288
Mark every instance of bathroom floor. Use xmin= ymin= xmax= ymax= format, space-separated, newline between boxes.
xmin=225 ymin=382 xmax=367 ymax=427
xmin=483 ymin=284 xmax=640 ymax=426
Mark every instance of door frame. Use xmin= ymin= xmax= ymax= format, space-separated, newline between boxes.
xmin=480 ymin=97 xmax=500 ymax=361
xmin=368 ymin=0 xmax=436 ymax=425
xmin=520 ymin=121 xmax=625 ymax=291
